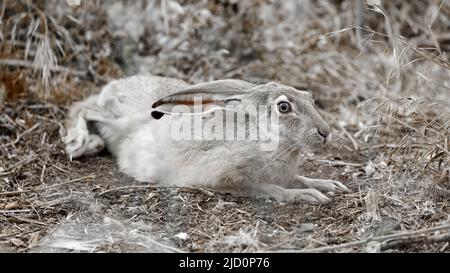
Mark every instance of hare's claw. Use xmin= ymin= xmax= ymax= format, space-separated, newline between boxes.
xmin=251 ymin=183 xmax=332 ymax=204
xmin=313 ymin=179 xmax=350 ymax=193
xmin=283 ymin=189 xmax=331 ymax=204
xmin=295 ymin=175 xmax=351 ymax=193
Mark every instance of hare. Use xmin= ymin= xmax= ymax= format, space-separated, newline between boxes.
xmin=64 ymin=76 xmax=349 ymax=204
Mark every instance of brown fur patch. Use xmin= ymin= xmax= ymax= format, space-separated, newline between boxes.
xmin=0 ymin=70 xmax=29 ymax=102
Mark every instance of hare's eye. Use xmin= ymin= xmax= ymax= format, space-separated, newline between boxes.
xmin=277 ymin=101 xmax=292 ymax=113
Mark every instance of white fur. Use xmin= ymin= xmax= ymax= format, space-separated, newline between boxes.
xmin=64 ymin=76 xmax=350 ymax=204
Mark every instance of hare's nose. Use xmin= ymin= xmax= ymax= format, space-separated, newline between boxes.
xmin=317 ymin=126 xmax=330 ymax=143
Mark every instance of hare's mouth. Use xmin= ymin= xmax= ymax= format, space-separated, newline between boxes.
xmin=304 ymin=137 xmax=327 ymax=151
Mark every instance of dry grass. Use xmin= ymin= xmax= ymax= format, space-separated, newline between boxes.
xmin=1 ymin=0 xmax=450 ymax=253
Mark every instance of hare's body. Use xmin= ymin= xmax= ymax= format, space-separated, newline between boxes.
xmin=119 ymin=128 xmax=301 ymax=188
xmin=65 ymin=76 xmax=349 ymax=203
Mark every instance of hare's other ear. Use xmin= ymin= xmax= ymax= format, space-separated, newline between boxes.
xmin=151 ymin=79 xmax=256 ymax=119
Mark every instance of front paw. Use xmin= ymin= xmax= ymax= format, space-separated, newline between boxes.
xmin=64 ymin=114 xmax=89 ymax=159
xmin=64 ymin=130 xmax=89 ymax=159
xmin=283 ymin=189 xmax=331 ymax=204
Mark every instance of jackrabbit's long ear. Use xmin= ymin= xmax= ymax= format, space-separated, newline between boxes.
xmin=151 ymin=79 xmax=256 ymax=119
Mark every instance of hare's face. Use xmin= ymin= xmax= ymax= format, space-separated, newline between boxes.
xmin=260 ymin=83 xmax=331 ymax=151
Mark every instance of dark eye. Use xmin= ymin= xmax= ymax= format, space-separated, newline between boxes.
xmin=277 ymin=101 xmax=292 ymax=113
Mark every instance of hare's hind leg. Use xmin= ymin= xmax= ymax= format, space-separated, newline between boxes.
xmin=64 ymin=95 xmax=108 ymax=159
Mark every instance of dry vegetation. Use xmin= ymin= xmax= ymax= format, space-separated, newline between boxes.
xmin=0 ymin=0 xmax=450 ymax=253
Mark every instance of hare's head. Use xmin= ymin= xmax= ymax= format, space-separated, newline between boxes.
xmin=151 ymin=80 xmax=331 ymax=152
xmin=248 ymin=82 xmax=331 ymax=151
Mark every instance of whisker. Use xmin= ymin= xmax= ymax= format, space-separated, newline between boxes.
xmin=250 ymin=143 xmax=298 ymax=183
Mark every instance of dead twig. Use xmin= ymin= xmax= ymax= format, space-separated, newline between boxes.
xmin=380 ymin=233 xmax=450 ymax=251
xmin=0 ymin=59 xmax=87 ymax=77
xmin=0 ymin=123 xmax=42 ymax=148
xmin=341 ymin=126 xmax=359 ymax=151
xmin=0 ymin=209 xmax=32 ymax=214
xmin=178 ymin=186 xmax=216 ymax=197
xmin=0 ymin=228 xmax=43 ymax=240
xmin=273 ymin=223 xmax=450 ymax=253
xmin=8 ymin=216 xmax=48 ymax=226
xmin=0 ymin=175 xmax=95 ymax=197
xmin=97 ymin=185 xmax=157 ymax=197
xmin=51 ymin=165 xmax=70 ymax=174
xmin=316 ymin=160 xmax=364 ymax=167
